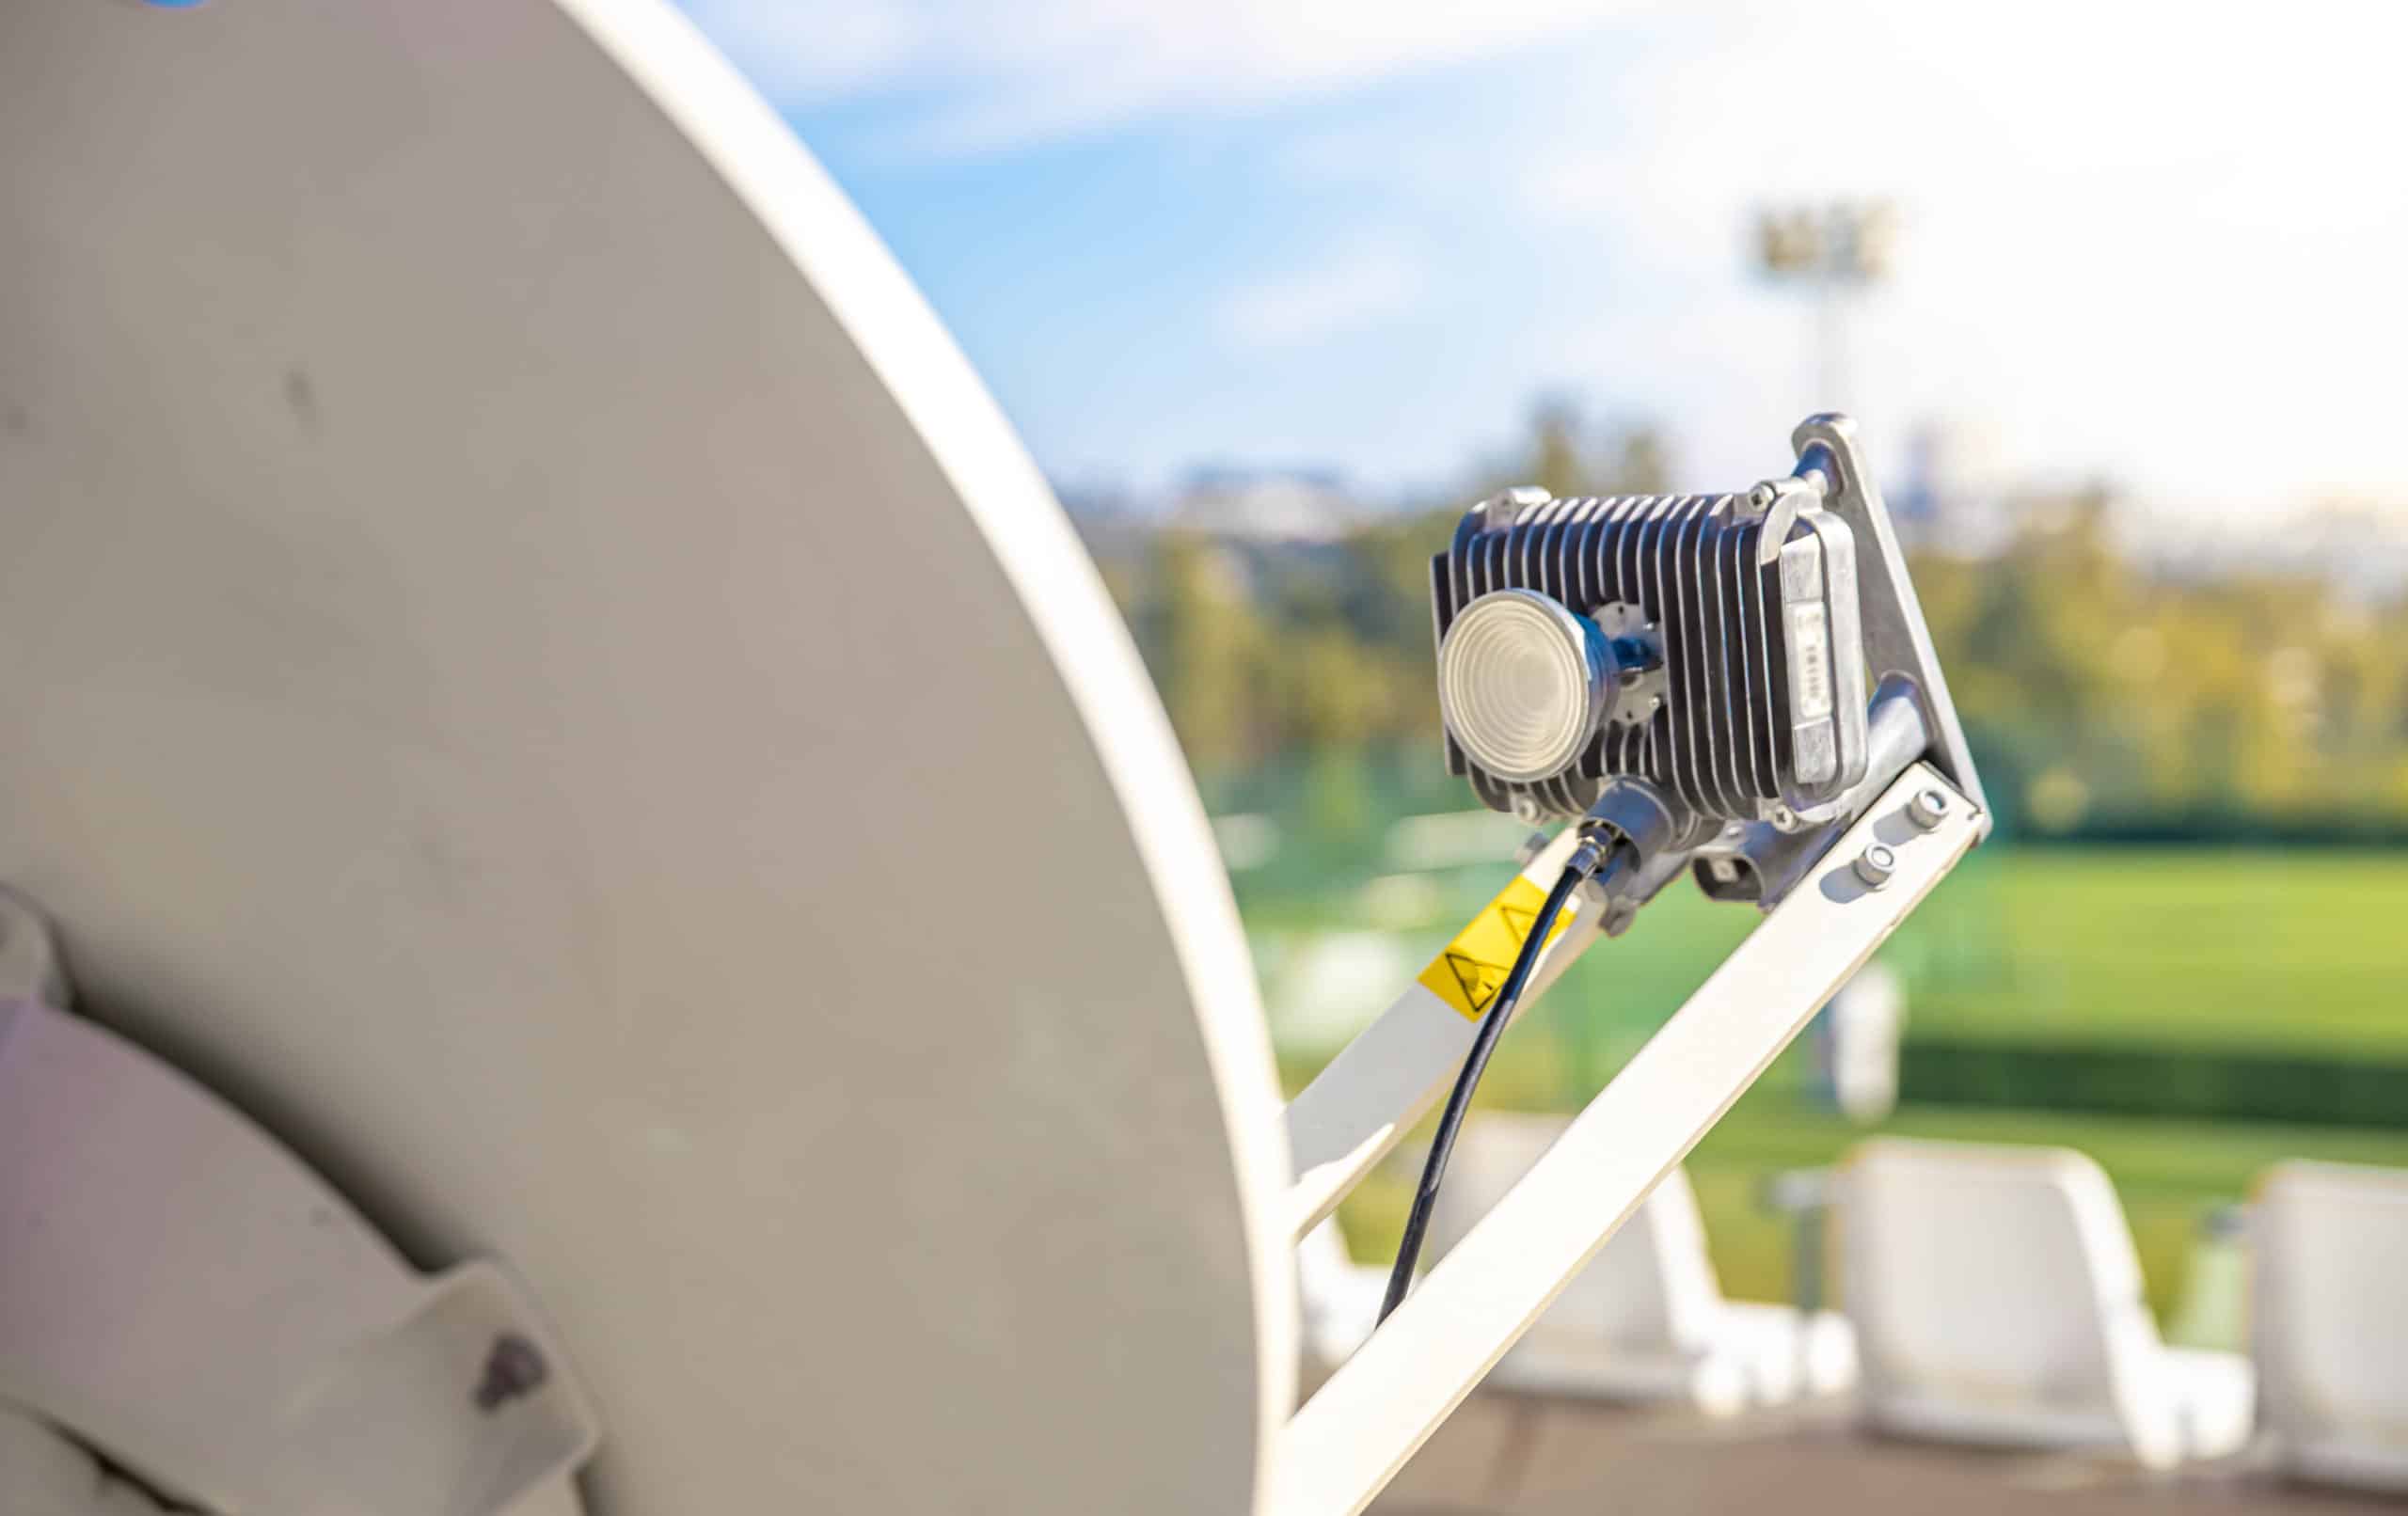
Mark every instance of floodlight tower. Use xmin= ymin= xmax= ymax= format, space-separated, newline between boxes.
xmin=1754 ymin=200 xmax=1899 ymax=408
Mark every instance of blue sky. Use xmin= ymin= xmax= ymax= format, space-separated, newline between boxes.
xmin=676 ymin=1 xmax=2407 ymax=530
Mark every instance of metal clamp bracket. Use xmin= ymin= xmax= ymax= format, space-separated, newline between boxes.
xmin=0 ymin=896 xmax=600 ymax=1516
xmin=1789 ymin=414 xmax=1986 ymax=813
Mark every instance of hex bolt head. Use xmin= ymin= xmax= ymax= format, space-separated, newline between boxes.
xmin=1908 ymin=787 xmax=1952 ymax=830
xmin=473 ymin=1333 xmax=549 ymax=1412
xmin=1853 ymin=844 xmax=1897 ymax=890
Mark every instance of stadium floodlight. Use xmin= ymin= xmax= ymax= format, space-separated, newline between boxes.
xmin=1753 ymin=199 xmax=1899 ymax=409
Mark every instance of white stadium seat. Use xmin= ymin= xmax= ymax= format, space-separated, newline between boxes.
xmin=1839 ymin=1138 xmax=2252 ymax=1468
xmin=1425 ymin=1113 xmax=1854 ymax=1414
xmin=2252 ymin=1160 xmax=2408 ymax=1492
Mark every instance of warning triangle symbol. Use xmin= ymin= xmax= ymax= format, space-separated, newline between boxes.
xmin=1445 ymin=951 xmax=1508 ymax=1015
xmin=1498 ymin=906 xmax=1537 ymax=945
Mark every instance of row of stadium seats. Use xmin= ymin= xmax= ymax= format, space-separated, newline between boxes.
xmin=1300 ymin=1121 xmax=2408 ymax=1492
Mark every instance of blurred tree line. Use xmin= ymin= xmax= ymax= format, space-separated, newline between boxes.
xmin=1101 ymin=403 xmax=2408 ymax=843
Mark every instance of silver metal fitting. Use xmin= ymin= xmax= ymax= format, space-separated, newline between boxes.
xmin=1907 ymin=786 xmax=1951 ymax=830
xmin=1565 ymin=836 xmax=1608 ymax=881
xmin=1576 ymin=776 xmax=1689 ymax=869
xmin=1852 ymin=844 xmax=1896 ymax=890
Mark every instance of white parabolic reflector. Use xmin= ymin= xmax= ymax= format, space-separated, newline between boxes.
xmin=0 ymin=1 xmax=1293 ymax=1510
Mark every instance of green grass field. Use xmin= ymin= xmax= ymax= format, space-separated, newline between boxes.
xmin=1891 ymin=847 xmax=2408 ymax=1057
xmin=1252 ymin=846 xmax=2408 ymax=1071
xmin=1247 ymin=843 xmax=2408 ymax=1342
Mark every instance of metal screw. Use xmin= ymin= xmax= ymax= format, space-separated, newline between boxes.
xmin=1908 ymin=787 xmax=1951 ymax=830
xmin=1853 ymin=844 xmax=1896 ymax=890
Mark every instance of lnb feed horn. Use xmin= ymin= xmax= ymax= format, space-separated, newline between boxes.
xmin=1432 ymin=414 xmax=1981 ymax=843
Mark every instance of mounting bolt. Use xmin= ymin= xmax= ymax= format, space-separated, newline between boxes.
xmin=473 ymin=1334 xmax=549 ymax=1413
xmin=1480 ymin=485 xmax=1550 ymax=526
xmin=1908 ymin=787 xmax=1951 ymax=830
xmin=1853 ymin=844 xmax=1896 ymax=890
xmin=1514 ymin=829 xmax=1550 ymax=866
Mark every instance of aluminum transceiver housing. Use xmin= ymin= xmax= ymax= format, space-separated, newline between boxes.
xmin=1430 ymin=480 xmax=1870 ymax=826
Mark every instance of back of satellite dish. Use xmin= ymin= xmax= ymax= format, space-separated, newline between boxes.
xmin=0 ymin=1 xmax=1291 ymax=1511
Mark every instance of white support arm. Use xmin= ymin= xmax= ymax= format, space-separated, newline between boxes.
xmin=1271 ymin=764 xmax=1983 ymax=1516
xmin=1280 ymin=826 xmax=1604 ymax=1240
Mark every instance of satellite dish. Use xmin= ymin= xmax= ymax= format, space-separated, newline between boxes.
xmin=0 ymin=1 xmax=1292 ymax=1510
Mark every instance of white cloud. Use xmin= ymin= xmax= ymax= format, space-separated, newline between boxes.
xmin=677 ymin=0 xmax=1654 ymax=155
xmin=673 ymin=1 xmax=930 ymax=101
xmin=1485 ymin=0 xmax=2408 ymax=513
xmin=1219 ymin=243 xmax=1427 ymax=348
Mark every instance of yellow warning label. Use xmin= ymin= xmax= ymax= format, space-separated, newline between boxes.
xmin=1418 ymin=876 xmax=1576 ymax=1021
